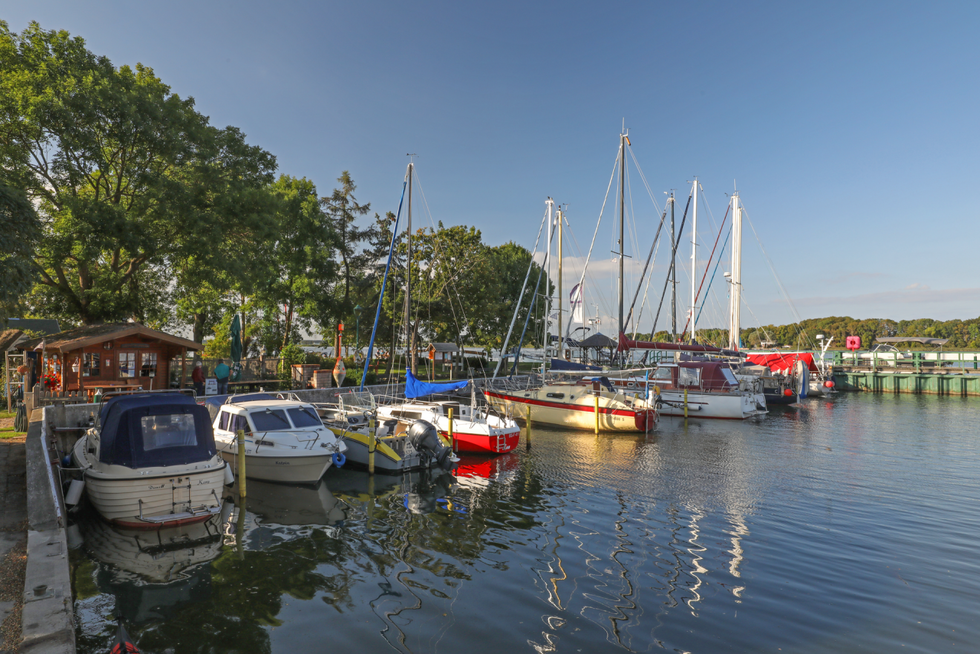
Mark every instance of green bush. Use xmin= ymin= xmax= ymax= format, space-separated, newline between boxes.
xmin=278 ymin=344 xmax=306 ymax=382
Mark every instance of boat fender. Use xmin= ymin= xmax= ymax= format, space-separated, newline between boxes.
xmin=824 ymin=380 xmax=835 ymax=388
xmin=223 ymin=463 xmax=235 ymax=486
xmin=332 ymin=452 xmax=346 ymax=467
xmin=62 ymin=455 xmax=72 ymax=468
xmin=65 ymin=479 xmax=85 ymax=506
xmin=783 ymin=388 xmax=794 ymax=397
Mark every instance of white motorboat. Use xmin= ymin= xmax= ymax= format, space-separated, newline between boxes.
xmin=71 ymin=392 xmax=228 ymax=528
xmin=210 ymin=395 xmax=347 ymax=485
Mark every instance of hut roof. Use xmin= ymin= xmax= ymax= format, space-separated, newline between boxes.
xmin=18 ymin=322 xmax=201 ymax=353
xmin=4 ymin=318 xmax=61 ymax=336
xmin=576 ymin=332 xmax=618 ymax=349
xmin=0 ymin=329 xmax=27 ymax=352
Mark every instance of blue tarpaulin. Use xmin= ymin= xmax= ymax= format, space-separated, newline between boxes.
xmin=549 ymin=358 xmax=601 ymax=371
xmin=404 ymin=369 xmax=469 ymax=399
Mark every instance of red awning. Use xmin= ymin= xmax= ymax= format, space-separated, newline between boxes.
xmin=745 ymin=352 xmax=819 ymax=374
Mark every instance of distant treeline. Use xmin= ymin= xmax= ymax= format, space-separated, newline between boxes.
xmin=636 ymin=316 xmax=980 ymax=350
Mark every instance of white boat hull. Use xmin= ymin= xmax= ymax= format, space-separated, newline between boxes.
xmin=657 ymin=389 xmax=767 ymax=419
xmin=74 ymin=437 xmax=226 ymax=528
xmin=216 ymin=445 xmax=333 ymax=485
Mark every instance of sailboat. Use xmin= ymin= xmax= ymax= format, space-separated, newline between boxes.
xmin=610 ymin=177 xmax=768 ymax=419
xmin=484 ymin=162 xmax=659 ymax=433
xmin=324 ymin=161 xmax=520 ymax=464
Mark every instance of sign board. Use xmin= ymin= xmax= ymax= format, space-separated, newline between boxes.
xmin=333 ymin=358 xmax=346 ymax=387
xmin=205 ymin=378 xmax=218 ymax=395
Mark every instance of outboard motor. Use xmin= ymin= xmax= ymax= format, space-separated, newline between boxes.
xmin=407 ymin=420 xmax=455 ymax=471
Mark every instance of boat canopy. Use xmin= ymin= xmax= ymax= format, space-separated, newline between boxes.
xmin=404 ymin=369 xmax=469 ymax=399
xmin=745 ymin=352 xmax=819 ymax=374
xmin=98 ymin=394 xmax=217 ymax=469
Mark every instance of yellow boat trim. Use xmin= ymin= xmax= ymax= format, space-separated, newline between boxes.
xmin=329 ymin=428 xmax=402 ymax=462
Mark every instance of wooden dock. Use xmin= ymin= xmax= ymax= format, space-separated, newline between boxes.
xmin=833 ymin=368 xmax=980 ymax=396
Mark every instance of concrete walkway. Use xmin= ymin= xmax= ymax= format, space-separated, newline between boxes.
xmin=0 ymin=435 xmax=27 ymax=653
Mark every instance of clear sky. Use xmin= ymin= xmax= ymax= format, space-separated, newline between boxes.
xmin=6 ymin=1 xmax=980 ymax=332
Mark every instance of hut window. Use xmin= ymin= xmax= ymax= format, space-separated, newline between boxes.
xmin=82 ymin=353 xmax=100 ymax=377
xmin=119 ymin=352 xmax=137 ymax=378
xmin=140 ymin=353 xmax=157 ymax=377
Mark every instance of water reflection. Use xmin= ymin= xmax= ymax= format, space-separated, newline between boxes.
xmin=70 ymin=395 xmax=980 ymax=653
xmin=77 ymin=514 xmax=223 ymax=623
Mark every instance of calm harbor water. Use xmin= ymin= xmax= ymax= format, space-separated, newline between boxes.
xmin=70 ymin=393 xmax=980 ymax=653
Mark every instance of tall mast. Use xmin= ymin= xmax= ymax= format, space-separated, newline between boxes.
xmin=405 ymin=162 xmax=416 ymax=375
xmin=727 ymin=190 xmax=742 ymax=351
xmin=670 ymin=191 xmax=676 ymax=341
xmin=543 ymin=198 xmax=553 ymax=374
xmin=690 ymin=178 xmax=698 ymax=344
xmin=557 ymin=207 xmax=563 ymax=361
xmin=618 ymin=129 xmax=626 ymax=340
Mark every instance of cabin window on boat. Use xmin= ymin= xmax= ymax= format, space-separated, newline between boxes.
xmin=228 ymin=414 xmax=250 ymax=433
xmin=393 ymin=410 xmax=424 ymax=421
xmin=678 ymin=367 xmax=701 ymax=387
xmin=118 ymin=352 xmax=137 ymax=378
xmin=140 ymin=352 xmax=157 ymax=377
xmin=721 ymin=368 xmax=739 ymax=385
xmin=140 ymin=414 xmax=197 ymax=450
xmin=82 ymin=353 xmax=100 ymax=377
xmin=287 ymin=407 xmax=321 ymax=428
xmin=250 ymin=409 xmax=291 ymax=431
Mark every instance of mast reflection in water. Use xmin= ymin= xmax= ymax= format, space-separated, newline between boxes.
xmin=72 ymin=394 xmax=980 ymax=653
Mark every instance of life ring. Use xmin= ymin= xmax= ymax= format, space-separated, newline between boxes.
xmin=332 ymin=452 xmax=346 ymax=467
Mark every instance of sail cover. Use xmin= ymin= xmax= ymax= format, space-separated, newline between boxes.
xmin=404 ymin=369 xmax=469 ymax=399
xmin=618 ymin=333 xmax=746 ymax=358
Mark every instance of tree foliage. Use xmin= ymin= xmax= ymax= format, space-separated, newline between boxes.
xmin=0 ymin=181 xmax=41 ymax=320
xmin=0 ymin=21 xmax=276 ymax=325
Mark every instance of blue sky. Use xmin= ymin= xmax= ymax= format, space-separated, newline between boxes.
xmin=7 ymin=1 xmax=980 ymax=332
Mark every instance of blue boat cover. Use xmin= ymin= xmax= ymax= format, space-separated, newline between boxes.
xmin=98 ymin=393 xmax=217 ymax=469
xmin=549 ymin=358 xmax=601 ymax=371
xmin=404 ymin=369 xmax=469 ymax=399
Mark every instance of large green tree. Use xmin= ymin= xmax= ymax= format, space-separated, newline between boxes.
xmin=0 ymin=21 xmax=276 ymax=325
xmin=252 ymin=175 xmax=337 ymax=353
xmin=321 ymin=171 xmax=373 ymax=315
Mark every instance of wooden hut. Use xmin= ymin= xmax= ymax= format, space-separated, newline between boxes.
xmin=18 ymin=323 xmax=201 ymax=398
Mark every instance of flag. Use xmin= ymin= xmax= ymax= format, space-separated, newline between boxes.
xmin=569 ymin=283 xmax=583 ymax=324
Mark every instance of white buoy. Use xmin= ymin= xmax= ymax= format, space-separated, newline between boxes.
xmin=223 ymin=462 xmax=235 ymax=486
xmin=65 ymin=479 xmax=85 ymax=506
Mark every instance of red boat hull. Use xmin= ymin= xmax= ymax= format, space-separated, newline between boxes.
xmin=440 ymin=429 xmax=520 ymax=454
